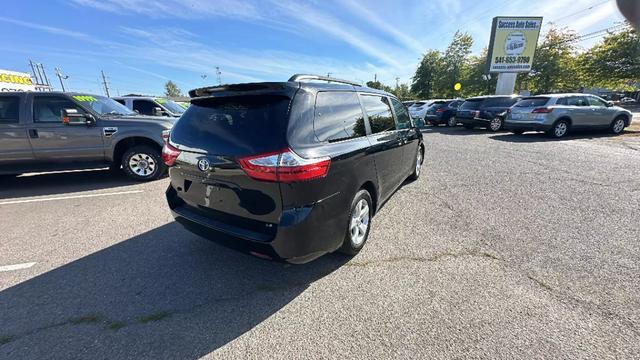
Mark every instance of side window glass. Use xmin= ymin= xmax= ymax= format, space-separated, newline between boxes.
xmin=133 ymin=100 xmax=156 ymax=115
xmin=556 ymin=98 xmax=567 ymax=106
xmin=114 ymin=99 xmax=125 ymax=105
xmin=390 ymin=98 xmax=411 ymax=130
xmin=314 ymin=92 xmax=366 ymax=142
xmin=360 ymin=95 xmax=395 ymax=134
xmin=587 ymin=97 xmax=606 ymax=107
xmin=0 ymin=97 xmax=19 ymax=123
xmin=33 ymin=96 xmax=84 ymax=123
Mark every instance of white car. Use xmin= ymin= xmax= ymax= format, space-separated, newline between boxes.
xmin=620 ymin=97 xmax=637 ymax=104
xmin=408 ymin=99 xmax=444 ymax=120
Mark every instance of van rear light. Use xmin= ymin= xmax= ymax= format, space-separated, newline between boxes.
xmin=532 ymin=107 xmax=553 ymax=113
xmin=238 ymin=149 xmax=331 ymax=183
xmin=162 ymin=143 xmax=181 ymax=166
xmin=436 ymin=108 xmax=446 ymax=113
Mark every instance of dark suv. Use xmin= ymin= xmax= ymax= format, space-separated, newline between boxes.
xmin=424 ymin=99 xmax=464 ymax=127
xmin=457 ymin=95 xmax=521 ymax=131
xmin=164 ymin=74 xmax=424 ymax=264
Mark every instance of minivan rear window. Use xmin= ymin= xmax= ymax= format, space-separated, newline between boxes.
xmin=170 ymin=95 xmax=290 ymax=156
xmin=515 ymin=97 xmax=549 ymax=107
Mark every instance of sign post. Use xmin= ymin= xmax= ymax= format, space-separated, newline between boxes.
xmin=486 ymin=17 xmax=543 ymax=95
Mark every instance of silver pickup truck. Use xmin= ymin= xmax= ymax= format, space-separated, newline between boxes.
xmin=0 ymin=92 xmax=175 ymax=181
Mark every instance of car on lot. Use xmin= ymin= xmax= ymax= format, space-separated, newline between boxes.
xmin=504 ymin=94 xmax=633 ymax=138
xmin=403 ymin=100 xmax=417 ymax=108
xmin=408 ymin=99 xmax=443 ymax=121
xmin=456 ymin=95 xmax=521 ymax=131
xmin=620 ymin=97 xmax=637 ymax=104
xmin=0 ymin=92 xmax=174 ymax=180
xmin=424 ymin=99 xmax=464 ymax=127
xmin=164 ymin=74 xmax=424 ymax=264
xmin=113 ymin=95 xmax=186 ymax=118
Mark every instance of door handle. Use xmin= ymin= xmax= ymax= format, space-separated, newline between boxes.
xmin=28 ymin=129 xmax=38 ymax=139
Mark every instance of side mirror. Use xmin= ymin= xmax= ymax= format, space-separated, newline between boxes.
xmin=606 ymin=101 xmax=614 ymax=107
xmin=153 ymin=107 xmax=165 ymax=116
xmin=62 ymin=109 xmax=93 ymax=126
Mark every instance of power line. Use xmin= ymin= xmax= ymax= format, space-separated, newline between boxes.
xmin=547 ymin=0 xmax=610 ymax=24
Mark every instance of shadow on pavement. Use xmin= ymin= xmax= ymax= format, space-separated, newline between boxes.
xmin=0 ymin=222 xmax=347 ymax=359
xmin=421 ymin=125 xmax=498 ymax=136
xmin=489 ymin=129 xmax=633 ymax=143
xmin=0 ymin=169 xmax=142 ymax=200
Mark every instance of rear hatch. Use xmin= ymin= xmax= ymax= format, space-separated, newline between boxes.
xmin=426 ymin=100 xmax=448 ymax=115
xmin=457 ymin=98 xmax=483 ymax=119
xmin=168 ymin=92 xmax=293 ymax=239
xmin=509 ymin=97 xmax=551 ymax=121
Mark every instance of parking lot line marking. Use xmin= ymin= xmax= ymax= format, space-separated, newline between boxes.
xmin=0 ymin=262 xmax=36 ymax=272
xmin=0 ymin=190 xmax=144 ymax=206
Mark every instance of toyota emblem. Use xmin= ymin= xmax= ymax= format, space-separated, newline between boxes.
xmin=197 ymin=158 xmax=211 ymax=172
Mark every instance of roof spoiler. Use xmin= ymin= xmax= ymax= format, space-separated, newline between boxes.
xmin=288 ymin=74 xmax=361 ymax=87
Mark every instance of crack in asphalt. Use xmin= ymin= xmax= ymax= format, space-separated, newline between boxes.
xmin=345 ymin=250 xmax=503 ymax=268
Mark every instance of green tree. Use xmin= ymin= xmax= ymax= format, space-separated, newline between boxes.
xmin=578 ymin=25 xmax=639 ymax=90
xmin=164 ymin=80 xmax=182 ymax=97
xmin=461 ymin=48 xmax=496 ymax=97
xmin=392 ymin=83 xmax=413 ymax=100
xmin=436 ymin=31 xmax=474 ymax=97
xmin=527 ymin=27 xmax=581 ymax=94
xmin=366 ymin=80 xmax=393 ymax=93
xmin=411 ymin=50 xmax=443 ymax=99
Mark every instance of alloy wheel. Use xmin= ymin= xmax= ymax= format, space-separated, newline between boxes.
xmin=349 ymin=199 xmax=370 ymax=247
xmin=128 ymin=153 xmax=157 ymax=177
xmin=613 ymin=119 xmax=625 ymax=134
xmin=490 ymin=117 xmax=502 ymax=131
xmin=554 ymin=122 xmax=568 ymax=137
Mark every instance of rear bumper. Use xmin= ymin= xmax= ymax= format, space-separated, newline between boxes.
xmin=504 ymin=121 xmax=552 ymax=132
xmin=166 ymin=185 xmax=346 ymax=264
xmin=425 ymin=114 xmax=445 ymax=124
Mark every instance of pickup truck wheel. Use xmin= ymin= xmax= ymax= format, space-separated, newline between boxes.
xmin=121 ymin=145 xmax=165 ymax=181
xmin=339 ymin=189 xmax=372 ymax=256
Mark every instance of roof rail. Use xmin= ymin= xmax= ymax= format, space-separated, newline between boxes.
xmin=288 ymin=74 xmax=362 ymax=87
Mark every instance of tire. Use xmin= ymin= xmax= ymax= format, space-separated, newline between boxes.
xmin=121 ymin=145 xmax=165 ymax=181
xmin=547 ymin=119 xmax=570 ymax=138
xmin=447 ymin=116 xmax=457 ymax=127
xmin=511 ymin=130 xmax=525 ymax=135
xmin=407 ymin=146 xmax=424 ymax=181
xmin=463 ymin=124 xmax=474 ymax=130
xmin=610 ymin=116 xmax=626 ymax=135
xmin=339 ymin=189 xmax=373 ymax=256
xmin=488 ymin=117 xmax=503 ymax=132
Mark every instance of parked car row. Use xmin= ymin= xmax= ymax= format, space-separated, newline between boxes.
xmin=410 ymin=93 xmax=633 ymax=138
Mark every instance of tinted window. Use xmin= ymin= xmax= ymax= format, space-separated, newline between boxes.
xmin=114 ymin=99 xmax=125 ymax=105
xmin=483 ymin=97 xmax=518 ymax=107
xmin=0 ymin=96 xmax=19 ymax=123
xmin=515 ymin=97 xmax=550 ymax=107
xmin=587 ymin=96 xmax=607 ymax=107
xmin=33 ymin=96 xmax=84 ymax=123
xmin=133 ymin=100 xmax=157 ymax=115
xmin=390 ymin=98 xmax=411 ymax=129
xmin=460 ymin=99 xmax=483 ymax=110
xmin=314 ymin=92 xmax=366 ymax=142
xmin=360 ymin=95 xmax=395 ymax=134
xmin=170 ymin=95 xmax=290 ymax=156
xmin=557 ymin=96 xmax=588 ymax=106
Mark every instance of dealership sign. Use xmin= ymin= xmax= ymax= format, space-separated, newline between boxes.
xmin=0 ymin=69 xmax=37 ymax=92
xmin=486 ymin=17 xmax=543 ymax=73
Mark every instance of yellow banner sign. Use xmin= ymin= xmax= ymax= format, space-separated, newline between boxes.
xmin=0 ymin=69 xmax=36 ymax=92
xmin=486 ymin=17 xmax=543 ymax=73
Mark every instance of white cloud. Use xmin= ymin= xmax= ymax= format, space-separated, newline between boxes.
xmin=69 ymin=0 xmax=260 ymax=19
xmin=0 ymin=16 xmax=90 ymax=40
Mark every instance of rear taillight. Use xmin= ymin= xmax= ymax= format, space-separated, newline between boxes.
xmin=238 ymin=148 xmax=331 ymax=183
xmin=436 ymin=108 xmax=446 ymax=113
xmin=162 ymin=143 xmax=181 ymax=166
xmin=162 ymin=129 xmax=170 ymax=143
xmin=532 ymin=107 xmax=553 ymax=113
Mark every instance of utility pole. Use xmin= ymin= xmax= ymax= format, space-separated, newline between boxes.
xmin=54 ymin=67 xmax=68 ymax=92
xmin=374 ymin=73 xmax=377 ymax=82
xmin=101 ymin=70 xmax=110 ymax=97
xmin=215 ymin=67 xmax=222 ymax=85
xmin=395 ymin=77 xmax=400 ymax=88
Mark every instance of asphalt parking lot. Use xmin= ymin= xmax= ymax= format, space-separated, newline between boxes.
xmin=1 ymin=125 xmax=639 ymax=359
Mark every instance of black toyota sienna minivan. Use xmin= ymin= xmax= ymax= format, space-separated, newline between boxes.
xmin=164 ymin=74 xmax=424 ymax=263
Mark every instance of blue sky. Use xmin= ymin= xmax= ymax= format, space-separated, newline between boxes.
xmin=0 ymin=0 xmax=625 ymax=95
